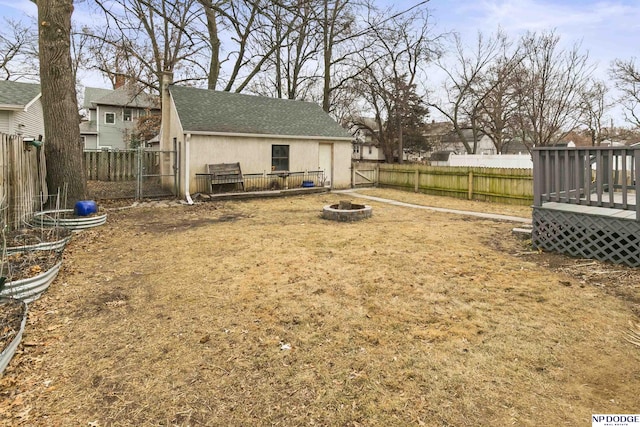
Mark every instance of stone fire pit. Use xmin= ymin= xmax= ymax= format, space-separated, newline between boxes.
xmin=322 ymin=200 xmax=372 ymax=222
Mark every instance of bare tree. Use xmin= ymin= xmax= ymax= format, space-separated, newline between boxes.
xmin=319 ymin=0 xmax=357 ymax=112
xmin=577 ymin=78 xmax=610 ymax=145
xmin=611 ymin=57 xmax=640 ymax=128
xmin=472 ymin=36 xmax=524 ymax=154
xmin=514 ymin=31 xmax=593 ymax=149
xmin=197 ymin=0 xmax=222 ymax=90
xmin=349 ymin=6 xmax=440 ymax=162
xmin=269 ymin=0 xmax=322 ymax=99
xmin=197 ymin=0 xmax=303 ymax=93
xmin=429 ymin=30 xmax=519 ymax=154
xmin=36 ymin=0 xmax=87 ymax=204
xmin=89 ymin=0 xmax=205 ymax=93
xmin=0 ymin=18 xmax=39 ymax=81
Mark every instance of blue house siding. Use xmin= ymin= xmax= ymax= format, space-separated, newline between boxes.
xmin=81 ymin=86 xmax=160 ymax=150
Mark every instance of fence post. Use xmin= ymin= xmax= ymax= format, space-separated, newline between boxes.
xmin=468 ymin=170 xmax=473 ymax=200
xmin=136 ymin=146 xmax=143 ymax=200
xmin=414 ymin=169 xmax=419 ymax=192
xmin=351 ymin=164 xmax=356 ymax=188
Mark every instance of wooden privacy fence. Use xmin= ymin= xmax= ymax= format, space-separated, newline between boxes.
xmin=353 ymin=162 xmax=533 ymax=205
xmin=85 ymin=149 xmax=161 ymax=181
xmin=0 ymin=133 xmax=48 ymax=230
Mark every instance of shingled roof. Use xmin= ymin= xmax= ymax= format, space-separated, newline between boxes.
xmin=0 ymin=80 xmax=41 ymax=109
xmin=83 ymin=86 xmax=159 ymax=109
xmin=169 ymin=86 xmax=352 ymax=140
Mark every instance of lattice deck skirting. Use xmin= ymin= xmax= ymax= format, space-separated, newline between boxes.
xmin=532 ymin=207 xmax=640 ymax=267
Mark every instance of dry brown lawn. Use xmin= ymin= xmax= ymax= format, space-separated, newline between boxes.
xmin=1 ymin=189 xmax=639 ymax=426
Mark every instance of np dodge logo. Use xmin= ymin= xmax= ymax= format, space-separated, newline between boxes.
xmin=592 ymin=414 xmax=640 ymax=427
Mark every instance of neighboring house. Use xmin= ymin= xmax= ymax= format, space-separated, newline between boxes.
xmin=160 ymin=78 xmax=354 ymax=198
xmin=353 ymin=142 xmax=385 ymax=162
xmin=349 ymin=117 xmax=386 ymax=162
xmin=0 ymin=80 xmax=44 ymax=138
xmin=436 ymin=128 xmax=495 ymax=155
xmin=501 ymin=139 xmax=530 ymax=154
xmin=80 ymin=85 xmax=160 ymax=150
xmin=423 ymin=120 xmax=452 ymax=152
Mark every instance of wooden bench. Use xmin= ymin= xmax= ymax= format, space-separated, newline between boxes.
xmin=206 ymin=162 xmax=244 ymax=192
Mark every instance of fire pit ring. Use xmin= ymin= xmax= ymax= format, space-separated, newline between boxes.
xmin=322 ymin=200 xmax=372 ymax=222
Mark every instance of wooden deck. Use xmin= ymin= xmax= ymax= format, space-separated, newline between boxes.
xmin=541 ymin=201 xmax=637 ymax=220
xmin=532 ymin=146 xmax=640 ymax=267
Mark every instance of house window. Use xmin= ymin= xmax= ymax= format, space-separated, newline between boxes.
xmin=105 ymin=112 xmax=115 ymax=124
xmin=272 ymin=145 xmax=289 ymax=171
xmin=123 ymin=109 xmax=132 ymax=121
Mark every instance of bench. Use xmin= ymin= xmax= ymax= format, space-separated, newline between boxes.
xmin=206 ymin=162 xmax=244 ymax=192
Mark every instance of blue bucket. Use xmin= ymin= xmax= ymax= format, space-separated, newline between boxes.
xmin=302 ymin=180 xmax=314 ymax=188
xmin=74 ymin=200 xmax=98 ymax=216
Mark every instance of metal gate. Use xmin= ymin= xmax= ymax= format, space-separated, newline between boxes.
xmin=136 ymin=146 xmax=178 ymax=199
xmin=85 ymin=146 xmax=178 ymax=200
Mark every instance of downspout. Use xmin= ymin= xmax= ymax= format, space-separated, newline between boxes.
xmin=184 ymin=133 xmax=194 ymax=205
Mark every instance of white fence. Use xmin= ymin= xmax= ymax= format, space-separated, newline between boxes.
xmin=447 ymin=153 xmax=533 ymax=169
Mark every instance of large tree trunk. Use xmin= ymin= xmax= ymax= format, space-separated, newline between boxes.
xmin=38 ymin=0 xmax=86 ymax=206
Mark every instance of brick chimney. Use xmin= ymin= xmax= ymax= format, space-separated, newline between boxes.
xmin=114 ymin=73 xmax=126 ymax=89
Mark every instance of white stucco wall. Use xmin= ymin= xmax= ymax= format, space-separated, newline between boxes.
xmin=185 ymin=134 xmax=352 ymax=194
xmin=189 ymin=135 xmax=320 ymax=174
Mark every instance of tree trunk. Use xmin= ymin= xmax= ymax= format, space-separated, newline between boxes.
xmin=202 ymin=0 xmax=220 ymax=90
xmin=38 ymin=0 xmax=86 ymax=206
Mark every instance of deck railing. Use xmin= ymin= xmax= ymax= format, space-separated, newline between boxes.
xmin=532 ymin=146 xmax=640 ymax=219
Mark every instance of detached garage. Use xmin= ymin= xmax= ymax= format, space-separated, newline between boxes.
xmin=160 ymin=80 xmax=353 ymax=199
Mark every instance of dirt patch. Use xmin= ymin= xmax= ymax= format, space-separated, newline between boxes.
xmin=0 ymin=190 xmax=638 ymax=426
xmin=4 ymin=228 xmax=71 ymax=249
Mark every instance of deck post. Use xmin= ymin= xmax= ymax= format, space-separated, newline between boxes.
xmin=635 ymin=148 xmax=640 ymax=221
xmin=532 ymin=148 xmax=542 ymax=207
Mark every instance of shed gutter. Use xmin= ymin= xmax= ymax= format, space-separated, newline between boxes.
xmin=24 ymin=94 xmax=42 ymax=111
xmin=184 ymin=130 xmax=353 ymax=142
xmin=0 ymin=104 xmax=26 ymax=111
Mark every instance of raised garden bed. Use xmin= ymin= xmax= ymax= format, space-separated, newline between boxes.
xmin=0 ymin=252 xmax=63 ymax=303
xmin=5 ymin=227 xmax=72 ymax=255
xmin=0 ymin=297 xmax=27 ymax=375
xmin=32 ymin=209 xmax=107 ymax=230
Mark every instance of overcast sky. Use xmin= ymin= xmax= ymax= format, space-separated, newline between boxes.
xmin=3 ymin=0 xmax=639 ymax=124
xmin=429 ymin=0 xmax=639 ymax=73
xmin=5 ymin=0 xmax=638 ymax=76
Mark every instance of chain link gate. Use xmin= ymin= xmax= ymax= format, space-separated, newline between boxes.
xmin=85 ymin=146 xmax=178 ymax=201
xmin=135 ymin=145 xmax=178 ymax=200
